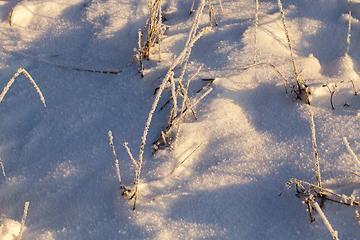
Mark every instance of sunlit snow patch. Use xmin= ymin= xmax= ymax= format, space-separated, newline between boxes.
xmin=0 ymin=218 xmax=22 ymax=240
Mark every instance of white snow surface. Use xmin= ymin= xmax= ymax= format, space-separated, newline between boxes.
xmin=0 ymin=0 xmax=360 ymax=239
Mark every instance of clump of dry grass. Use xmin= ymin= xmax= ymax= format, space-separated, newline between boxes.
xmin=131 ymin=0 xmax=213 ymax=210
xmin=136 ymin=0 xmax=166 ymax=76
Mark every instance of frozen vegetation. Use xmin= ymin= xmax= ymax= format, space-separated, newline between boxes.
xmin=1 ymin=0 xmax=360 ymax=239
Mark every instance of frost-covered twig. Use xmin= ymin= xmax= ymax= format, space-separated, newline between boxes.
xmin=254 ymin=0 xmax=259 ymax=64
xmin=346 ymin=0 xmax=352 ymax=55
xmin=18 ymin=202 xmax=29 ymax=240
xmin=282 ymin=178 xmax=360 ymax=206
xmin=343 ymin=137 xmax=360 ymax=169
xmin=108 ymin=131 xmax=123 ymax=188
xmin=0 ymin=68 xmax=46 ymax=107
xmin=0 ymin=158 xmax=5 ymax=177
xmin=123 ymin=142 xmax=138 ymax=168
xmin=277 ymin=0 xmax=309 ymax=103
xmin=312 ymin=201 xmax=339 ymax=240
xmin=310 ymin=113 xmax=322 ymax=188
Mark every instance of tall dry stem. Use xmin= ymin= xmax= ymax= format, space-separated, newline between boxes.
xmin=312 ymin=201 xmax=339 ymax=240
xmin=310 ymin=113 xmax=321 ymax=188
xmin=108 ymin=131 xmax=123 ymax=188
xmin=346 ymin=0 xmax=352 ymax=55
xmin=0 ymin=158 xmax=5 ymax=177
xmin=254 ymin=0 xmax=259 ymax=64
xmin=277 ymin=0 xmax=309 ymax=103
xmin=18 ymin=202 xmax=29 ymax=240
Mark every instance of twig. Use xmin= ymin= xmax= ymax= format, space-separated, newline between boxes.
xmin=138 ymin=29 xmax=144 ymax=77
xmin=189 ymin=0 xmax=196 ymax=15
xmin=283 ymin=178 xmax=360 ymax=206
xmin=306 ymin=197 xmax=314 ymax=222
xmin=123 ymin=142 xmax=138 ymax=168
xmin=350 ymin=171 xmax=360 ymax=178
xmin=254 ymin=0 xmax=259 ymax=64
xmin=350 ymin=80 xmax=358 ymax=95
xmin=108 ymin=131 xmax=123 ymax=189
xmin=0 ymin=68 xmax=46 ymax=107
xmin=310 ymin=113 xmax=322 ymax=189
xmin=0 ymin=158 xmax=5 ymax=177
xmin=346 ymin=0 xmax=352 ymax=55
xmin=18 ymin=202 xmax=29 ymax=240
xmin=312 ymin=201 xmax=339 ymax=239
xmin=197 ymin=78 xmax=216 ymax=93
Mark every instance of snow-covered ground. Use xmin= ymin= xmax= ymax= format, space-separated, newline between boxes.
xmin=1 ymin=0 xmax=360 ymax=239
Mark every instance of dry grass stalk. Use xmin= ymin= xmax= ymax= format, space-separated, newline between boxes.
xmin=305 ymin=198 xmax=314 ymax=222
xmin=190 ymin=0 xmax=196 ymax=15
xmin=346 ymin=0 xmax=352 ymax=55
xmin=312 ymin=200 xmax=339 ymax=240
xmin=322 ymin=82 xmax=343 ymax=110
xmin=343 ymin=137 xmax=360 ymax=169
xmin=108 ymin=131 xmax=123 ymax=189
xmin=310 ymin=113 xmax=322 ymax=189
xmin=356 ymin=210 xmax=360 ymax=226
xmin=123 ymin=142 xmax=138 ymax=168
xmin=350 ymin=80 xmax=358 ymax=95
xmin=18 ymin=202 xmax=29 ymax=240
xmin=0 ymin=158 xmax=5 ymax=177
xmin=219 ymin=0 xmax=224 ymax=12
xmin=277 ymin=0 xmax=309 ymax=103
xmin=0 ymin=68 xmax=46 ymax=107
xmin=208 ymin=0 xmax=212 ymax=28
xmin=138 ymin=29 xmax=144 ymax=77
xmin=350 ymin=170 xmax=360 ymax=178
xmin=254 ymin=0 xmax=259 ymax=64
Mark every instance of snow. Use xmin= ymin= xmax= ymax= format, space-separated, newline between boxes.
xmin=0 ymin=0 xmax=360 ymax=239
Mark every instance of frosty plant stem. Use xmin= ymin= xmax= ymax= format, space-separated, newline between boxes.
xmin=18 ymin=202 xmax=29 ymax=240
xmin=0 ymin=158 xmax=5 ymax=177
xmin=254 ymin=0 xmax=259 ymax=64
xmin=108 ymin=131 xmax=123 ymax=189
xmin=277 ymin=0 xmax=309 ymax=103
xmin=0 ymin=68 xmax=46 ymax=107
xmin=343 ymin=137 xmax=360 ymax=169
xmin=346 ymin=0 xmax=352 ymax=55
xmin=312 ymin=200 xmax=339 ymax=240
xmin=310 ymin=113 xmax=322 ymax=189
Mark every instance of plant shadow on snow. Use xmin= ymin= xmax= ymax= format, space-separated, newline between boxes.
xmin=231 ymin=82 xmax=310 ymax=143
